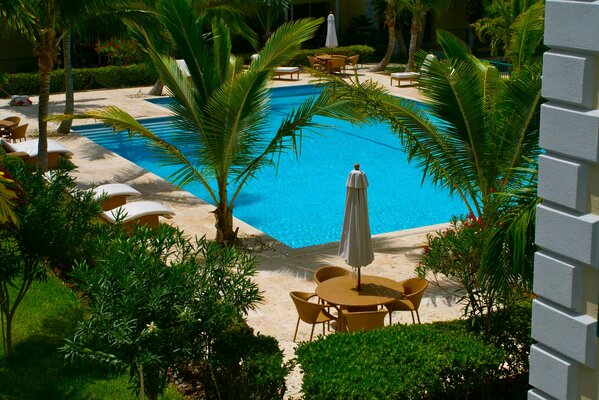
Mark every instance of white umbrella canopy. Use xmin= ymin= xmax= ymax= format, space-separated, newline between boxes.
xmin=325 ymin=12 xmax=338 ymax=48
xmin=338 ymin=164 xmax=374 ymax=290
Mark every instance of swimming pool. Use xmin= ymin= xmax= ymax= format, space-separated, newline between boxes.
xmin=73 ymin=85 xmax=464 ymax=248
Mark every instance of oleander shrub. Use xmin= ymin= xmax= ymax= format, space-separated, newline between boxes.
xmin=202 ymin=321 xmax=292 ymax=400
xmin=1 ymin=64 xmax=157 ymax=96
xmin=296 ymin=321 xmax=503 ymax=400
xmin=290 ymin=45 xmax=375 ymax=67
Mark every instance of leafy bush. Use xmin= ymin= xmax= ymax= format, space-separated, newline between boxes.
xmin=203 ymin=321 xmax=292 ymax=400
xmin=0 ymin=156 xmax=101 ymax=357
xmin=290 ymin=45 xmax=375 ymax=66
xmin=417 ymin=214 xmax=494 ymax=319
xmin=1 ymin=64 xmax=157 ymax=96
xmin=296 ymin=321 xmax=503 ymax=400
xmin=95 ymin=38 xmax=143 ymax=66
xmin=63 ymin=225 xmax=264 ymax=400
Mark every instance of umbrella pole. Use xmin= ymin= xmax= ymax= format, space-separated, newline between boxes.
xmin=357 ymin=268 xmax=361 ymax=291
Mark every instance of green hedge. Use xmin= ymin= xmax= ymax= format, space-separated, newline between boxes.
xmin=296 ymin=321 xmax=503 ymax=400
xmin=290 ymin=45 xmax=375 ymax=67
xmin=1 ymin=64 xmax=157 ymax=96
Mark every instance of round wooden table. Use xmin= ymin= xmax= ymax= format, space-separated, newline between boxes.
xmin=315 ymin=275 xmax=404 ymax=308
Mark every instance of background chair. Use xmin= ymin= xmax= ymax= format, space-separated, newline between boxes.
xmin=340 ymin=309 xmax=388 ymax=332
xmin=327 ymin=57 xmax=346 ymax=74
xmin=8 ymin=124 xmax=28 ymax=142
xmin=314 ymin=266 xmax=351 ymax=284
xmin=306 ymin=56 xmax=324 ymax=72
xmin=101 ymin=200 xmax=175 ymax=232
xmin=4 ymin=116 xmax=21 ymax=127
xmin=385 ymin=277 xmax=428 ymax=324
xmin=345 ymin=55 xmax=360 ymax=72
xmin=289 ymin=291 xmax=337 ymax=342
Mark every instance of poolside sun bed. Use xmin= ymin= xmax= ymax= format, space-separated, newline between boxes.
xmin=101 ymin=200 xmax=175 ymax=231
xmin=90 ymin=183 xmax=141 ymax=211
xmin=390 ymin=71 xmax=419 ymax=87
xmin=1 ymin=138 xmax=73 ymax=169
xmin=274 ymin=67 xmax=300 ymax=80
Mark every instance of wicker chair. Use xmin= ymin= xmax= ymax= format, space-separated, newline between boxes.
xmin=340 ymin=309 xmax=388 ymax=332
xmin=290 ymin=291 xmax=337 ymax=342
xmin=313 ymin=266 xmax=351 ymax=284
xmin=8 ymin=124 xmax=27 ymax=142
xmin=385 ymin=277 xmax=428 ymax=324
xmin=4 ymin=116 xmax=21 ymax=127
xmin=307 ymin=55 xmax=324 ymax=72
xmin=345 ymin=55 xmax=360 ymax=72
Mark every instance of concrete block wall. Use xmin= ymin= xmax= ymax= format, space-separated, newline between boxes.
xmin=531 ymin=1 xmax=599 ymax=399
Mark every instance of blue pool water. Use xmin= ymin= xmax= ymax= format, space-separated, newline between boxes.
xmin=73 ymin=85 xmax=464 ymax=248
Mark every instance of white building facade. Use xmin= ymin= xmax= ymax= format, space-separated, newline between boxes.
xmin=530 ymin=1 xmax=599 ymax=399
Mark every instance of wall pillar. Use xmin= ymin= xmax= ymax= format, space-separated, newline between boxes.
xmin=530 ymin=1 xmax=599 ymax=399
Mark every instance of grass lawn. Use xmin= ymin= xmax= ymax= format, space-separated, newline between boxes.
xmin=0 ymin=274 xmax=183 ymax=400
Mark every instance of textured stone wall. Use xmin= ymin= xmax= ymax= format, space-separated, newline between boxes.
xmin=530 ymin=1 xmax=599 ymax=399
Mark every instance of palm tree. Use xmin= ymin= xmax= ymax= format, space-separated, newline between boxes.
xmin=370 ymin=0 xmax=401 ymax=72
xmin=328 ymin=30 xmax=542 ymax=220
xmin=405 ymin=0 xmax=449 ymax=71
xmin=58 ymin=0 xmax=362 ymax=243
xmin=0 ymin=166 xmax=20 ymax=226
xmin=0 ymin=0 xmax=129 ymax=171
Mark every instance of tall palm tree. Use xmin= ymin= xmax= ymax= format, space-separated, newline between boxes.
xmin=370 ymin=0 xmax=401 ymax=72
xmin=328 ymin=31 xmax=542 ymax=219
xmin=405 ymin=0 xmax=449 ymax=71
xmin=0 ymin=0 xmax=127 ymax=171
xmin=59 ymin=0 xmax=362 ymax=243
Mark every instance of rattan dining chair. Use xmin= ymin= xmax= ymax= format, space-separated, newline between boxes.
xmin=385 ymin=277 xmax=428 ymax=324
xmin=8 ymin=124 xmax=28 ymax=142
xmin=4 ymin=116 xmax=21 ymax=127
xmin=313 ymin=266 xmax=351 ymax=284
xmin=289 ymin=291 xmax=337 ymax=342
xmin=341 ymin=309 xmax=388 ymax=332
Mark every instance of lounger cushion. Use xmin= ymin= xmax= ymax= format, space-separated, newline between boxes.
xmin=91 ymin=183 xmax=140 ymax=200
xmin=1 ymin=138 xmax=73 ymax=157
xmin=391 ymin=72 xmax=418 ymax=79
xmin=390 ymin=72 xmax=419 ymax=79
xmin=102 ymin=201 xmax=175 ymax=224
xmin=274 ymin=67 xmax=300 ymax=73
xmin=176 ymin=59 xmax=190 ymax=77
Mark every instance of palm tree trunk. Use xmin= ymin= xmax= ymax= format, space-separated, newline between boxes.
xmin=406 ymin=12 xmax=425 ymax=72
xmin=57 ymin=33 xmax=74 ymax=134
xmin=395 ymin=27 xmax=407 ymax=57
xmin=35 ymin=28 xmax=57 ymax=172
xmin=214 ymin=182 xmax=237 ymax=244
xmin=370 ymin=3 xmax=396 ymax=72
xmin=148 ymin=80 xmax=164 ymax=96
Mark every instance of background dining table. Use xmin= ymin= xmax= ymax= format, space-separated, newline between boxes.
xmin=316 ymin=275 xmax=404 ymax=309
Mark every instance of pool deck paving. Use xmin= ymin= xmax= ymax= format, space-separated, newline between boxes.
xmin=1 ymin=65 xmax=463 ymax=399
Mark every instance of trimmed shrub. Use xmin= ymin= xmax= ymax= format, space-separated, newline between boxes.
xmin=296 ymin=321 xmax=503 ymax=400
xmin=204 ymin=321 xmax=292 ymax=400
xmin=1 ymin=64 xmax=157 ymax=96
xmin=290 ymin=45 xmax=375 ymax=67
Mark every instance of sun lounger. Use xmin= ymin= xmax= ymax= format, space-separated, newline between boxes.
xmin=274 ymin=67 xmax=300 ymax=80
xmin=90 ymin=183 xmax=141 ymax=211
xmin=101 ymin=200 xmax=175 ymax=231
xmin=1 ymin=138 xmax=73 ymax=169
xmin=390 ymin=71 xmax=419 ymax=86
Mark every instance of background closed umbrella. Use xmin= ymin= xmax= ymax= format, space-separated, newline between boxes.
xmin=338 ymin=164 xmax=374 ymax=290
xmin=325 ymin=12 xmax=338 ymax=48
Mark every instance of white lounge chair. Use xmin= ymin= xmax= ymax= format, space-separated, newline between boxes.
xmin=90 ymin=183 xmax=141 ymax=211
xmin=101 ymin=200 xmax=175 ymax=231
xmin=274 ymin=66 xmax=300 ymax=80
xmin=390 ymin=71 xmax=419 ymax=87
xmin=1 ymin=138 xmax=73 ymax=169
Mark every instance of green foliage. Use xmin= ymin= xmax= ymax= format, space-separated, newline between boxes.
xmin=63 ymin=224 xmax=263 ymax=400
xmin=291 ymin=45 xmax=375 ymax=66
xmin=0 ymin=156 xmax=101 ymax=356
xmin=418 ymin=215 xmax=493 ymax=318
xmin=1 ymin=64 xmax=157 ymax=96
xmin=0 ymin=274 xmax=183 ymax=400
xmin=95 ymin=38 xmax=143 ymax=66
xmin=296 ymin=321 xmax=503 ymax=399
xmin=205 ymin=321 xmax=292 ymax=400
xmin=470 ymin=301 xmax=533 ymax=379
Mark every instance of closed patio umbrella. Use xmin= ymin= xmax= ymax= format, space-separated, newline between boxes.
xmin=325 ymin=12 xmax=338 ymax=48
xmin=338 ymin=164 xmax=374 ymax=290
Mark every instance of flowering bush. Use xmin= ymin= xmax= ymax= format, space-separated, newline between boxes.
xmin=417 ymin=214 xmax=494 ymax=319
xmin=95 ymin=38 xmax=143 ymax=66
